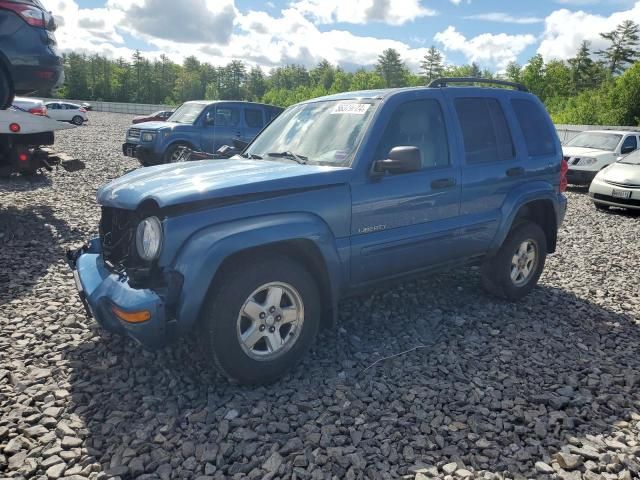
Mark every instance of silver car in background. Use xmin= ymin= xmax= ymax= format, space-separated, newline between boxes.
xmin=589 ymin=149 xmax=640 ymax=211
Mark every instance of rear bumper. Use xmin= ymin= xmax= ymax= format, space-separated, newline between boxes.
xmin=122 ymin=143 xmax=161 ymax=166
xmin=67 ymin=239 xmax=170 ymax=349
xmin=566 ymin=168 xmax=597 ymax=185
xmin=12 ymin=59 xmax=64 ymax=93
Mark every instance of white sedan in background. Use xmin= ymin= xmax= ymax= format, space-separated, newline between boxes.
xmin=589 ymin=149 xmax=640 ymax=211
xmin=45 ymin=101 xmax=88 ymax=125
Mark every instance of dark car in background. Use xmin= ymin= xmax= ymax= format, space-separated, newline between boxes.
xmin=123 ymin=101 xmax=283 ymax=166
xmin=132 ymin=110 xmax=174 ymax=124
xmin=0 ymin=0 xmax=64 ymax=109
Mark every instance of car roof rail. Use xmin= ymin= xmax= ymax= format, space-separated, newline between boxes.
xmin=428 ymin=77 xmax=529 ymax=92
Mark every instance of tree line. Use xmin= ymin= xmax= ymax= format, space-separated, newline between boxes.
xmin=56 ymin=20 xmax=640 ymax=126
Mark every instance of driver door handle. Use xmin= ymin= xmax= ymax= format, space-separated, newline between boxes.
xmin=506 ymin=167 xmax=525 ymax=177
xmin=431 ymin=178 xmax=456 ymax=189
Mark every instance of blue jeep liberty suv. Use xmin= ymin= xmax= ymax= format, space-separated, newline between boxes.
xmin=69 ymin=78 xmax=568 ymax=385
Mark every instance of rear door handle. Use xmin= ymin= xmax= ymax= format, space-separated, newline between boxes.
xmin=431 ymin=178 xmax=456 ymax=189
xmin=506 ymin=167 xmax=525 ymax=177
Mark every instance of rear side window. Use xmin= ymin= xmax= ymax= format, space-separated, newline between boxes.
xmin=245 ymin=108 xmax=264 ymax=129
xmin=511 ymin=99 xmax=556 ymax=157
xmin=455 ymin=98 xmax=515 ymax=164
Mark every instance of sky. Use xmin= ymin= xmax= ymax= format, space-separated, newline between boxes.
xmin=40 ymin=0 xmax=640 ymax=73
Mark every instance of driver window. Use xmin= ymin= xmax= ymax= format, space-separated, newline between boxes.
xmin=374 ymin=99 xmax=449 ymax=169
xmin=621 ymin=135 xmax=637 ymax=152
xmin=215 ymin=106 xmax=240 ymax=128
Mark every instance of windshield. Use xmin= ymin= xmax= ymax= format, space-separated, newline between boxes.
xmin=244 ymin=100 xmax=378 ymax=166
xmin=566 ymin=132 xmax=622 ymax=151
xmin=619 ymin=149 xmax=640 ymax=165
xmin=168 ymin=103 xmax=205 ymax=124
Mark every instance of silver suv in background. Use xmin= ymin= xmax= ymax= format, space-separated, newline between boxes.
xmin=563 ymin=130 xmax=640 ymax=186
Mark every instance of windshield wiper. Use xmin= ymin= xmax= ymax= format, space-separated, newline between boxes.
xmin=240 ymin=152 xmax=263 ymax=159
xmin=266 ymin=151 xmax=308 ymax=164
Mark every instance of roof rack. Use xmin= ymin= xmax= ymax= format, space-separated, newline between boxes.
xmin=428 ymin=77 xmax=529 ymax=92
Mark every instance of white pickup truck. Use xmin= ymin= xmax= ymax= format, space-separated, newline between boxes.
xmin=563 ymin=129 xmax=640 ymax=186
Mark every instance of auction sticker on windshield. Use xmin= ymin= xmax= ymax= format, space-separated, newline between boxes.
xmin=331 ymin=103 xmax=371 ymax=115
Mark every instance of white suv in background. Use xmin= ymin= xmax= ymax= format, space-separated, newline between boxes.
xmin=563 ymin=130 xmax=640 ymax=185
xmin=45 ymin=101 xmax=88 ymax=125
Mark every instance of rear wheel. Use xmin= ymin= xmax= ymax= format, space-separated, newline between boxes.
xmin=481 ymin=222 xmax=547 ymax=301
xmin=72 ymin=115 xmax=84 ymax=126
xmin=199 ymin=255 xmax=321 ymax=385
xmin=0 ymin=67 xmax=14 ymax=110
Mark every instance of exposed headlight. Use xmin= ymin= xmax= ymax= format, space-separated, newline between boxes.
xmin=135 ymin=217 xmax=163 ymax=261
xmin=141 ymin=132 xmax=156 ymax=142
xmin=577 ymin=157 xmax=597 ymax=166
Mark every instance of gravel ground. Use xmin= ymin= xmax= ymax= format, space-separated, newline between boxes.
xmin=1 ymin=112 xmax=640 ymax=480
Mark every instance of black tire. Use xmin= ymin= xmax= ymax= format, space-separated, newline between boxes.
xmin=0 ymin=66 xmax=14 ymax=110
xmin=480 ymin=222 xmax=547 ymax=301
xmin=162 ymin=143 xmax=190 ymax=164
xmin=72 ymin=115 xmax=84 ymax=126
xmin=594 ymin=203 xmax=609 ymax=211
xmin=199 ymin=254 xmax=321 ymax=385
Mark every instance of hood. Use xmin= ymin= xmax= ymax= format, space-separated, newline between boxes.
xmin=600 ymin=161 xmax=640 ymax=184
xmin=130 ymin=121 xmax=174 ymax=130
xmin=562 ymin=146 xmax=613 ymax=158
xmin=97 ymin=159 xmax=352 ymax=210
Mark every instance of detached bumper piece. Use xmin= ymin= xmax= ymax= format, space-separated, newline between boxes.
xmin=66 ymin=239 xmax=170 ymax=349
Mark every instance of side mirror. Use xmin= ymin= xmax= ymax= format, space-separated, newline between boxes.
xmin=373 ymin=146 xmax=422 ymax=175
xmin=621 ymin=145 xmax=635 ymax=155
xmin=204 ymin=114 xmax=215 ymax=126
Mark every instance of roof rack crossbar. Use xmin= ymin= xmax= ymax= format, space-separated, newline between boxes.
xmin=428 ymin=77 xmax=529 ymax=92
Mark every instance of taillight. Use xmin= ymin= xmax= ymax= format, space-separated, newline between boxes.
xmin=18 ymin=152 xmax=29 ymax=162
xmin=79 ymin=108 xmax=87 ymax=113
xmin=560 ymin=158 xmax=568 ymax=193
xmin=28 ymin=106 xmax=47 ymax=116
xmin=0 ymin=1 xmax=46 ymax=27
xmin=9 ymin=123 xmax=20 ymax=133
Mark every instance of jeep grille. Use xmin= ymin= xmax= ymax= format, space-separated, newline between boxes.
xmin=100 ymin=207 xmax=136 ymax=269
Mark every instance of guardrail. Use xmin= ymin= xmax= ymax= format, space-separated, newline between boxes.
xmin=36 ymin=99 xmax=640 ymax=140
xmin=37 ymin=98 xmax=177 ymax=115
xmin=555 ymin=124 xmax=640 ymax=143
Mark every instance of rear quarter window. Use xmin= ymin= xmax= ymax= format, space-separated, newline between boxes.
xmin=511 ymin=99 xmax=556 ymax=157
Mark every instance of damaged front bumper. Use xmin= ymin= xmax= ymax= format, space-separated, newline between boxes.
xmin=66 ymin=238 xmax=171 ymax=349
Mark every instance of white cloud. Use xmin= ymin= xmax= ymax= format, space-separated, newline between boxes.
xmin=291 ymin=0 xmax=437 ymax=26
xmin=434 ymin=26 xmax=536 ymax=69
xmin=465 ymin=12 xmax=543 ymax=24
xmin=538 ymin=2 xmax=640 ymax=60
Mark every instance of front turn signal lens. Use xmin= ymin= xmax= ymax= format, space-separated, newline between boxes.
xmin=111 ymin=305 xmax=151 ymax=324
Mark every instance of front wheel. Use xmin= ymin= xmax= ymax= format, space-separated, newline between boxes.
xmin=163 ymin=143 xmax=189 ymax=164
xmin=72 ymin=115 xmax=84 ymax=126
xmin=0 ymin=67 xmax=14 ymax=110
xmin=481 ymin=222 xmax=547 ymax=301
xmin=199 ymin=255 xmax=321 ymax=385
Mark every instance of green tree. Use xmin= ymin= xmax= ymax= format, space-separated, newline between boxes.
xmin=420 ymin=46 xmax=444 ymax=83
xmin=522 ymin=54 xmax=546 ymax=99
xmin=375 ymin=48 xmax=408 ymax=87
xmin=504 ymin=62 xmax=522 ymax=83
xmin=597 ymin=20 xmax=640 ymax=74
